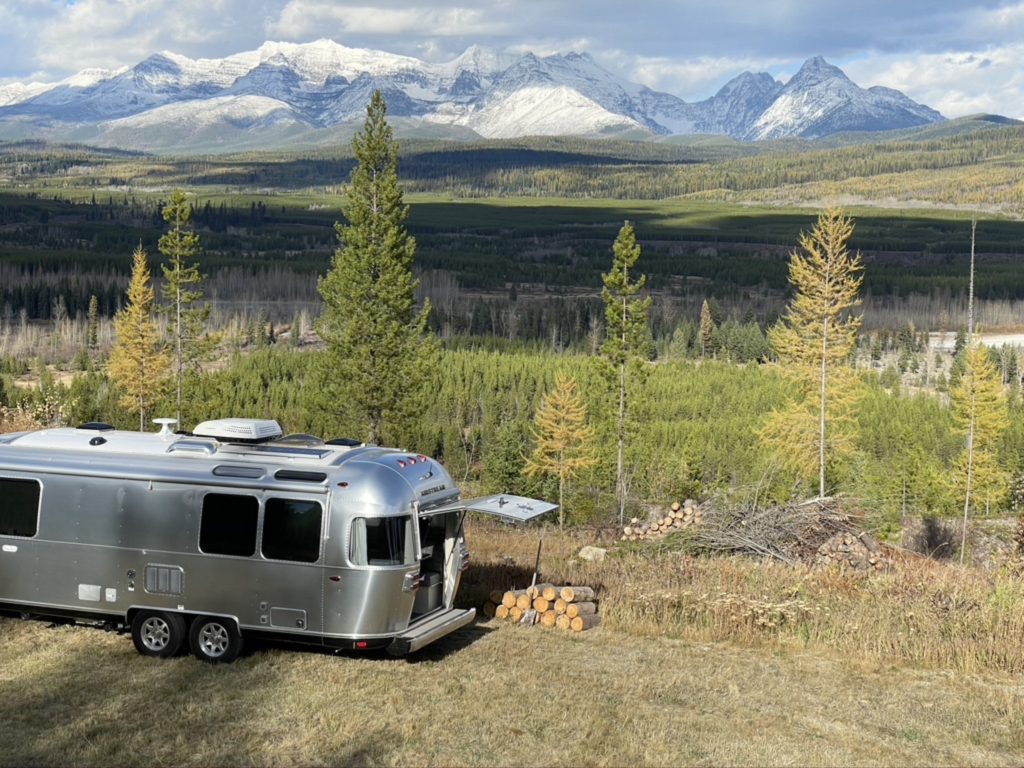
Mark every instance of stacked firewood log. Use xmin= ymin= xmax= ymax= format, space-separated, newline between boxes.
xmin=620 ymin=500 xmax=702 ymax=542
xmin=482 ymin=583 xmax=601 ymax=632
xmin=814 ymin=531 xmax=892 ymax=572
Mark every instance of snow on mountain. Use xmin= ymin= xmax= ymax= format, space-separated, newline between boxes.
xmin=86 ymin=95 xmax=309 ymax=152
xmin=254 ymin=39 xmax=423 ymax=85
xmin=102 ymin=94 xmax=299 ymax=130
xmin=0 ymin=44 xmax=945 ymax=150
xmin=748 ymin=56 xmax=943 ymax=140
xmin=0 ymin=82 xmax=53 ymax=107
xmin=430 ymin=84 xmax=643 ymax=138
xmin=690 ymin=72 xmax=783 ymax=136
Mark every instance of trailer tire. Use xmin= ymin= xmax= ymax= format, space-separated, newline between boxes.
xmin=189 ymin=616 xmax=243 ymax=664
xmin=131 ymin=611 xmax=187 ymax=658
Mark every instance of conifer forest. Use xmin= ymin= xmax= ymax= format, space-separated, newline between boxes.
xmin=3 ymin=112 xmax=1024 ymax=541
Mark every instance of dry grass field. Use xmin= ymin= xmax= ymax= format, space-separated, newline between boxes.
xmin=1 ymin=522 xmax=1023 ymax=767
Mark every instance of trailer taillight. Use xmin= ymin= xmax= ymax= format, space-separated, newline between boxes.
xmin=355 ymin=641 xmax=368 ymax=649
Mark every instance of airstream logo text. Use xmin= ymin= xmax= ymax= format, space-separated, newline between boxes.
xmin=421 ymin=485 xmax=446 ymax=496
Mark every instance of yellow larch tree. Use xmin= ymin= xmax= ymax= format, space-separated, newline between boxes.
xmin=525 ymin=375 xmax=596 ymax=529
xmin=950 ymin=343 xmax=1009 ymax=563
xmin=107 ymin=245 xmax=170 ymax=431
xmin=760 ymin=208 xmax=864 ymax=498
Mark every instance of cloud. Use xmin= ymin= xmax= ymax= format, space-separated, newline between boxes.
xmin=267 ymin=1 xmax=505 ymax=39
xmin=608 ymin=53 xmax=791 ymax=101
xmin=8 ymin=0 xmax=278 ymax=77
xmin=845 ymin=45 xmax=1024 ymax=119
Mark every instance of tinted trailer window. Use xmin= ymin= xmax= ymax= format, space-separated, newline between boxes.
xmin=0 ymin=478 xmax=40 ymax=537
xmin=350 ymin=516 xmax=415 ymax=566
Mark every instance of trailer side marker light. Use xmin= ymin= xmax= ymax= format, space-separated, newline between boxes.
xmin=355 ymin=641 xmax=368 ymax=649
xmin=329 ymin=575 xmax=341 ymax=582
xmin=337 ymin=482 xmax=349 ymax=488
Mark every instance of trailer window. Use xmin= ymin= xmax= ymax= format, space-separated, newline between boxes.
xmin=0 ymin=478 xmax=39 ymax=537
xmin=262 ymin=499 xmax=322 ymax=563
xmin=350 ymin=516 xmax=415 ymax=566
xmin=199 ymin=494 xmax=258 ymax=557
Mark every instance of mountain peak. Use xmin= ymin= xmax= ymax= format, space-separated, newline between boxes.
xmin=750 ymin=56 xmax=942 ymax=140
xmin=788 ymin=56 xmax=850 ymax=88
xmin=0 ymin=40 xmax=947 ymax=150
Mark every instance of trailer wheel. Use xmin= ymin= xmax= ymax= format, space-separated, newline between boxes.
xmin=131 ymin=611 xmax=186 ymax=658
xmin=189 ymin=616 xmax=243 ymax=664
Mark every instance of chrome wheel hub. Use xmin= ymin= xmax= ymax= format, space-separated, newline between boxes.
xmin=140 ymin=616 xmax=171 ymax=651
xmin=198 ymin=623 xmax=230 ymax=657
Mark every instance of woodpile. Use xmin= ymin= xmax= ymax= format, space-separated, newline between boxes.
xmin=815 ymin=531 xmax=892 ymax=572
xmin=621 ymin=500 xmax=703 ymax=542
xmin=483 ymin=584 xmax=601 ymax=632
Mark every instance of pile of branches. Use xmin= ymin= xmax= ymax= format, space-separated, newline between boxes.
xmin=681 ymin=496 xmax=861 ymax=566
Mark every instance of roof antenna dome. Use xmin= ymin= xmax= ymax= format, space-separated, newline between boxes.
xmin=153 ymin=418 xmax=178 ymax=438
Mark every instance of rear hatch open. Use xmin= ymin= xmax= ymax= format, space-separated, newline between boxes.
xmin=388 ymin=495 xmax=557 ymax=655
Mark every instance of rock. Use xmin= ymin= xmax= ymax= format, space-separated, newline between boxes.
xmin=578 ymin=546 xmax=608 ymax=562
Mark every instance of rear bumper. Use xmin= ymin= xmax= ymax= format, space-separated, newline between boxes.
xmin=387 ymin=607 xmax=476 ymax=656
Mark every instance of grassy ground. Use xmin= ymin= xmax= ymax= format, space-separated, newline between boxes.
xmin=463 ymin=522 xmax=1024 ymax=674
xmin=2 ymin=522 xmax=1024 ymax=766
xmin=1 ymin=614 xmax=1022 ymax=767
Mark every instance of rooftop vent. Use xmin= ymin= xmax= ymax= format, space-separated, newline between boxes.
xmin=192 ymin=418 xmax=283 ymax=444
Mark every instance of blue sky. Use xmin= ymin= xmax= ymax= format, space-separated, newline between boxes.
xmin=1 ymin=0 xmax=1023 ymax=117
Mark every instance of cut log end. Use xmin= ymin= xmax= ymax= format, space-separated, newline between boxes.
xmin=566 ymin=601 xmax=597 ymax=619
xmin=560 ymin=585 xmax=596 ymax=603
xmin=570 ymin=614 xmax=601 ymax=632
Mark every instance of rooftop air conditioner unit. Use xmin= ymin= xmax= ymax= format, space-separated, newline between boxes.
xmin=192 ymin=418 xmax=284 ymax=443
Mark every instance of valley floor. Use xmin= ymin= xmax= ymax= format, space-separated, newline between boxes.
xmin=0 ymin=614 xmax=1020 ymax=767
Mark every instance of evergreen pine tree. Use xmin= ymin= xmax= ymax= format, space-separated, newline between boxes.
xmin=316 ymin=90 xmax=435 ymax=446
xmin=600 ymin=221 xmax=652 ymax=524
xmin=699 ymin=299 xmax=716 ymax=358
xmin=86 ymin=294 xmax=99 ymax=353
xmin=107 ymin=246 xmax=169 ymax=431
xmin=762 ymin=208 xmax=863 ymax=498
xmin=159 ymin=189 xmax=210 ymax=427
xmin=525 ymin=375 xmax=596 ymax=529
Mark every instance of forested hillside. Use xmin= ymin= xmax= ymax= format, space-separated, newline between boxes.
xmin=2 ymin=124 xmax=1023 ymax=528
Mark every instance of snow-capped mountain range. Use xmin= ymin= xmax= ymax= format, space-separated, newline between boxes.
xmin=0 ymin=40 xmax=944 ymax=151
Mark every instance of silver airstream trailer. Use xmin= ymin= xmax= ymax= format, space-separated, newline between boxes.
xmin=0 ymin=418 xmax=555 ymax=662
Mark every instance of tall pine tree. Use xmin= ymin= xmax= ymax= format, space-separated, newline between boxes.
xmin=107 ymin=246 xmax=169 ymax=431
xmin=86 ymin=294 xmax=99 ymax=353
xmin=699 ymin=298 xmax=715 ymax=358
xmin=159 ymin=189 xmax=209 ymax=427
xmin=600 ymin=221 xmax=652 ymax=524
xmin=316 ymin=91 xmax=435 ymax=445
